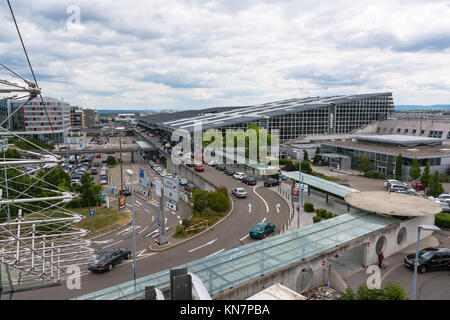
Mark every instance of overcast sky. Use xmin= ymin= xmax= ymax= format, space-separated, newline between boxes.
xmin=1 ymin=0 xmax=450 ymax=110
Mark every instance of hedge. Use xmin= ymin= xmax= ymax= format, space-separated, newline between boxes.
xmin=435 ymin=213 xmax=450 ymax=229
xmin=313 ymin=216 xmax=322 ymax=223
xmin=304 ymin=202 xmax=314 ymax=212
xmin=364 ymin=170 xmax=386 ymax=179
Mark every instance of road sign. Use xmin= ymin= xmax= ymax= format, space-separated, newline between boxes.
xmin=157 ymin=219 xmax=161 ymax=227
xmin=155 ymin=179 xmax=162 ymax=197
xmin=138 ymin=168 xmax=151 ymax=189
xmin=322 ymin=259 xmax=326 ymax=267
xmin=89 ymin=210 xmax=95 ymax=217
xmin=163 ymin=177 xmax=179 ymax=203
xmin=119 ymin=196 xmax=126 ymax=209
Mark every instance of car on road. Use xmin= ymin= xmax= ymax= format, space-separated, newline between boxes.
xmin=233 ymin=172 xmax=246 ymax=180
xmin=404 ymin=247 xmax=450 ymax=273
xmin=224 ymin=167 xmax=235 ymax=176
xmin=440 ymin=199 xmax=450 ymax=212
xmin=88 ymin=248 xmax=131 ymax=272
xmin=184 ymin=183 xmax=195 ymax=192
xmin=91 ymin=168 xmax=98 ymax=175
xmin=264 ymin=178 xmax=280 ymax=187
xmin=232 ymin=187 xmax=248 ymax=198
xmin=242 ymin=176 xmax=257 ymax=185
xmin=412 ymin=181 xmax=426 ymax=190
xmin=194 ymin=165 xmax=205 ymax=172
xmin=215 ymin=164 xmax=225 ymax=171
xmin=119 ymin=188 xmax=131 ymax=196
xmin=208 ymin=160 xmax=217 ymax=167
xmin=93 ymin=162 xmax=100 ymax=167
xmin=384 ymin=179 xmax=401 ymax=189
xmin=96 ymin=153 xmax=102 ymax=158
xmin=100 ymin=177 xmax=108 ymax=185
xmin=179 ymin=178 xmax=188 ymax=186
xmin=435 ymin=193 xmax=450 ymax=203
xmin=388 ymin=184 xmax=415 ymax=193
xmin=249 ymin=222 xmax=276 ymax=239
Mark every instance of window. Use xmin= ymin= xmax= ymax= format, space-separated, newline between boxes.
xmin=397 ymin=128 xmax=401 ymax=133
xmin=404 ymin=129 xmax=409 ymax=134
xmin=413 ymin=129 xmax=417 ymax=135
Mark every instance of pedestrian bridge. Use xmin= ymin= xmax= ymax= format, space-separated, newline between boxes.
xmin=74 ymin=212 xmax=398 ymax=300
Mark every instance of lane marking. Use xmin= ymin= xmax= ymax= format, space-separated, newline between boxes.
xmin=248 ymin=203 xmax=252 ymax=213
xmin=138 ymin=225 xmax=150 ymax=234
xmin=207 ymin=249 xmax=225 ymax=257
xmin=102 ymin=240 xmax=123 ymax=249
xmin=188 ymin=238 xmax=218 ymax=253
xmin=253 ymin=186 xmax=269 ymax=213
xmin=92 ymin=239 xmax=114 ymax=245
xmin=144 ymin=209 xmax=150 ymax=214
xmin=261 ymin=217 xmax=267 ymax=223
xmin=276 ymin=203 xmax=280 ymax=213
xmin=177 ymin=215 xmax=180 ymax=219
xmin=136 ymin=200 xmax=142 ymax=206
xmin=240 ymin=234 xmax=249 ymax=242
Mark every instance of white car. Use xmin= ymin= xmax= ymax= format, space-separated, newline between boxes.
xmin=232 ymin=187 xmax=248 ymax=198
xmin=384 ymin=179 xmax=402 ymax=189
xmin=435 ymin=193 xmax=450 ymax=203
xmin=233 ymin=172 xmax=246 ymax=180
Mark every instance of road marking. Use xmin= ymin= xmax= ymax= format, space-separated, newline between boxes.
xmin=136 ymin=200 xmax=142 ymax=206
xmin=381 ymin=262 xmax=404 ymax=284
xmin=144 ymin=208 xmax=150 ymax=214
xmin=249 ymin=203 xmax=252 ymax=213
xmin=253 ymin=186 xmax=269 ymax=213
xmin=261 ymin=217 xmax=267 ymax=223
xmin=92 ymin=239 xmax=114 ymax=245
xmin=276 ymin=203 xmax=280 ymax=213
xmin=152 ymin=216 xmax=155 ymax=222
xmin=138 ymin=225 xmax=150 ymax=234
xmin=102 ymin=239 xmax=123 ymax=248
xmin=207 ymin=248 xmax=225 ymax=257
xmin=188 ymin=238 xmax=218 ymax=253
xmin=240 ymin=234 xmax=249 ymax=242
xmin=177 ymin=215 xmax=180 ymax=219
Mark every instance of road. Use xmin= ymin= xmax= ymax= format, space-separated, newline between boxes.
xmin=11 ymin=133 xmax=292 ymax=299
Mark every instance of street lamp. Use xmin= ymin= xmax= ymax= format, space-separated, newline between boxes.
xmin=411 ymin=224 xmax=440 ymax=300
xmin=117 ymin=126 xmax=125 ymax=195
xmin=126 ymin=169 xmax=137 ymax=282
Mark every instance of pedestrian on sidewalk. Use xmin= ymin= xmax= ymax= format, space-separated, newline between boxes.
xmin=378 ymin=251 xmax=384 ymax=269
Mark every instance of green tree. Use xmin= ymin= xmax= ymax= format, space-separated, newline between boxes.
xmin=313 ymin=147 xmax=322 ymax=164
xmin=420 ymin=161 xmax=431 ymax=187
xmin=303 ymin=150 xmax=309 ymax=161
xmin=395 ymin=153 xmax=403 ymax=180
xmin=340 ymin=282 xmax=409 ymax=300
xmin=295 ymin=160 xmax=312 ymax=175
xmin=106 ymin=156 xmax=117 ymax=166
xmin=72 ymin=173 xmax=102 ymax=207
xmin=358 ymin=154 xmax=370 ymax=173
xmin=408 ymin=158 xmax=421 ymax=181
xmin=428 ymin=171 xmax=444 ymax=198
xmin=380 ymin=282 xmax=409 ymax=300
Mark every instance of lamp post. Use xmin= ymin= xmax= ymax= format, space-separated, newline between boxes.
xmin=126 ymin=169 xmax=137 ymax=282
xmin=411 ymin=224 xmax=440 ymax=300
xmin=117 ymin=126 xmax=125 ymax=195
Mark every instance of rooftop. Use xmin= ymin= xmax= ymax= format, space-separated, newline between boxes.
xmin=356 ymin=135 xmax=443 ymax=147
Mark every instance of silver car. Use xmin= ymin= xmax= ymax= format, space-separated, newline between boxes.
xmin=232 ymin=187 xmax=248 ymax=198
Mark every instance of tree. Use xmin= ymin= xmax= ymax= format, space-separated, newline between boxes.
xmin=408 ymin=158 xmax=421 ymax=181
xmin=340 ymin=282 xmax=409 ymax=300
xmin=358 ymin=154 xmax=370 ymax=173
xmin=72 ymin=173 xmax=102 ymax=207
xmin=428 ymin=171 xmax=444 ymax=198
xmin=420 ymin=161 xmax=431 ymax=187
xmin=295 ymin=160 xmax=312 ymax=175
xmin=106 ymin=155 xmax=117 ymax=166
xmin=303 ymin=150 xmax=309 ymax=161
xmin=395 ymin=153 xmax=403 ymax=180
xmin=313 ymin=147 xmax=322 ymax=164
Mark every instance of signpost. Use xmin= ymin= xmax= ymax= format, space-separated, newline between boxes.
xmin=138 ymin=168 xmax=151 ymax=196
xmin=119 ymin=196 xmax=126 ymax=210
xmin=89 ymin=209 xmax=95 ymax=233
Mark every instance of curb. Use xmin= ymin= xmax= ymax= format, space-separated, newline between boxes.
xmin=148 ymin=195 xmax=235 ymax=252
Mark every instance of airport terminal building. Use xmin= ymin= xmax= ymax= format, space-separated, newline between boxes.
xmin=138 ymin=92 xmax=394 ymax=143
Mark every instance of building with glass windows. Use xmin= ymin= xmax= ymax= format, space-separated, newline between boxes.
xmin=138 ymin=92 xmax=394 ymax=143
xmin=0 ymin=97 xmax=71 ymax=144
xmin=320 ymin=135 xmax=450 ymax=179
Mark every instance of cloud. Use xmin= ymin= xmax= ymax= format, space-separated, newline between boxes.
xmin=1 ymin=0 xmax=449 ymax=109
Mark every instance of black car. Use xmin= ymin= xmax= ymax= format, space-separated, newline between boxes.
xmin=88 ymin=248 xmax=131 ymax=272
xmin=119 ymin=188 xmax=132 ymax=196
xmin=264 ymin=178 xmax=280 ymax=187
xmin=184 ymin=183 xmax=195 ymax=192
xmin=404 ymin=247 xmax=450 ymax=273
xmin=215 ymin=164 xmax=225 ymax=171
xmin=224 ymin=168 xmax=235 ymax=175
xmin=242 ymin=176 xmax=257 ymax=185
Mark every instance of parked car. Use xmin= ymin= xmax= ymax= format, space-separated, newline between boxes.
xmin=264 ymin=178 xmax=280 ymax=187
xmin=184 ymin=183 xmax=195 ymax=192
xmin=88 ymin=248 xmax=131 ymax=272
xmin=233 ymin=172 xmax=246 ymax=180
xmin=96 ymin=153 xmax=102 ymax=158
xmin=242 ymin=176 xmax=257 ymax=185
xmin=194 ymin=165 xmax=205 ymax=172
xmin=119 ymin=188 xmax=131 ymax=196
xmin=404 ymin=247 xmax=450 ymax=273
xmin=441 ymin=199 xmax=450 ymax=212
xmin=412 ymin=181 xmax=426 ymax=190
xmin=179 ymin=178 xmax=188 ymax=186
xmin=91 ymin=168 xmax=98 ymax=175
xmin=435 ymin=193 xmax=450 ymax=203
xmin=100 ymin=177 xmax=108 ymax=185
xmin=208 ymin=160 xmax=217 ymax=167
xmin=224 ymin=168 xmax=235 ymax=176
xmin=389 ymin=184 xmax=415 ymax=193
xmin=249 ymin=222 xmax=276 ymax=239
xmin=93 ymin=162 xmax=100 ymax=167
xmin=232 ymin=187 xmax=248 ymax=198
xmin=215 ymin=164 xmax=225 ymax=171
xmin=384 ymin=179 xmax=401 ymax=189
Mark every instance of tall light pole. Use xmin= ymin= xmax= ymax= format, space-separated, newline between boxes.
xmin=411 ymin=224 xmax=440 ymax=300
xmin=117 ymin=126 xmax=125 ymax=194
xmin=126 ymin=169 xmax=137 ymax=282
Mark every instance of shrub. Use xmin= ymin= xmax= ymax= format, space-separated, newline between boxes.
xmin=435 ymin=213 xmax=450 ymax=229
xmin=174 ymin=225 xmax=186 ymax=238
xmin=304 ymin=202 xmax=314 ymax=212
xmin=279 ymin=159 xmax=293 ymax=165
xmin=313 ymin=216 xmax=322 ymax=223
xmin=315 ymin=208 xmax=327 ymax=218
xmin=364 ymin=170 xmax=386 ymax=179
xmin=324 ymin=211 xmax=333 ymax=219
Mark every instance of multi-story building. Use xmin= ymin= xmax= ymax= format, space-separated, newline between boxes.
xmin=84 ymin=108 xmax=99 ymax=127
xmin=1 ymin=97 xmax=71 ymax=144
xmin=115 ymin=113 xmax=136 ymax=123
xmin=70 ymin=106 xmax=85 ymax=131
xmin=139 ymin=92 xmax=394 ymax=143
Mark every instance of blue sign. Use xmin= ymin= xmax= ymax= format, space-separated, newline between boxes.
xmin=89 ymin=210 xmax=95 ymax=217
xmin=157 ymin=219 xmax=161 ymax=227
xmin=111 ymin=188 xmax=114 ymax=194
xmin=139 ymin=168 xmax=144 ymax=178
xmin=101 ymin=195 xmax=104 ymax=202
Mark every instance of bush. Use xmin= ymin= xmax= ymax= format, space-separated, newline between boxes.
xmin=304 ymin=202 xmax=314 ymax=212
xmin=364 ymin=170 xmax=386 ymax=179
xmin=324 ymin=211 xmax=333 ymax=219
xmin=435 ymin=213 xmax=450 ymax=229
xmin=174 ymin=225 xmax=186 ymax=238
xmin=279 ymin=159 xmax=293 ymax=165
xmin=315 ymin=208 xmax=327 ymax=218
xmin=313 ymin=216 xmax=322 ymax=223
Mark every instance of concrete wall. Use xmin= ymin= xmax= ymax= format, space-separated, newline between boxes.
xmin=166 ymin=158 xmax=218 ymax=192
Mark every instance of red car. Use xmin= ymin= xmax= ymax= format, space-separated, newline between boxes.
xmin=412 ymin=181 xmax=426 ymax=190
xmin=194 ymin=165 xmax=205 ymax=172
xmin=96 ymin=154 xmax=102 ymax=158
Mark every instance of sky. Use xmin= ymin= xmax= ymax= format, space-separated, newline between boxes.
xmin=1 ymin=0 xmax=450 ymax=110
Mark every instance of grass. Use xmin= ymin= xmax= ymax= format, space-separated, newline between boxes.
xmin=71 ymin=206 xmax=131 ymax=233
xmin=10 ymin=137 xmax=55 ymax=151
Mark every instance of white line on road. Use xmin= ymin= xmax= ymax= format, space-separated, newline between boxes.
xmin=276 ymin=203 xmax=280 ymax=213
xmin=177 ymin=215 xmax=180 ymax=219
xmin=138 ymin=225 xmax=150 ymax=234
xmin=188 ymin=239 xmax=218 ymax=253
xmin=253 ymin=186 xmax=269 ymax=213
xmin=92 ymin=239 xmax=114 ymax=245
xmin=102 ymin=239 xmax=123 ymax=249
xmin=136 ymin=200 xmax=142 ymax=206
xmin=248 ymin=203 xmax=252 ymax=213
xmin=261 ymin=217 xmax=267 ymax=223
xmin=240 ymin=234 xmax=249 ymax=242
xmin=144 ymin=209 xmax=150 ymax=214
xmin=207 ymin=249 xmax=225 ymax=257
xmin=152 ymin=216 xmax=154 ymax=222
